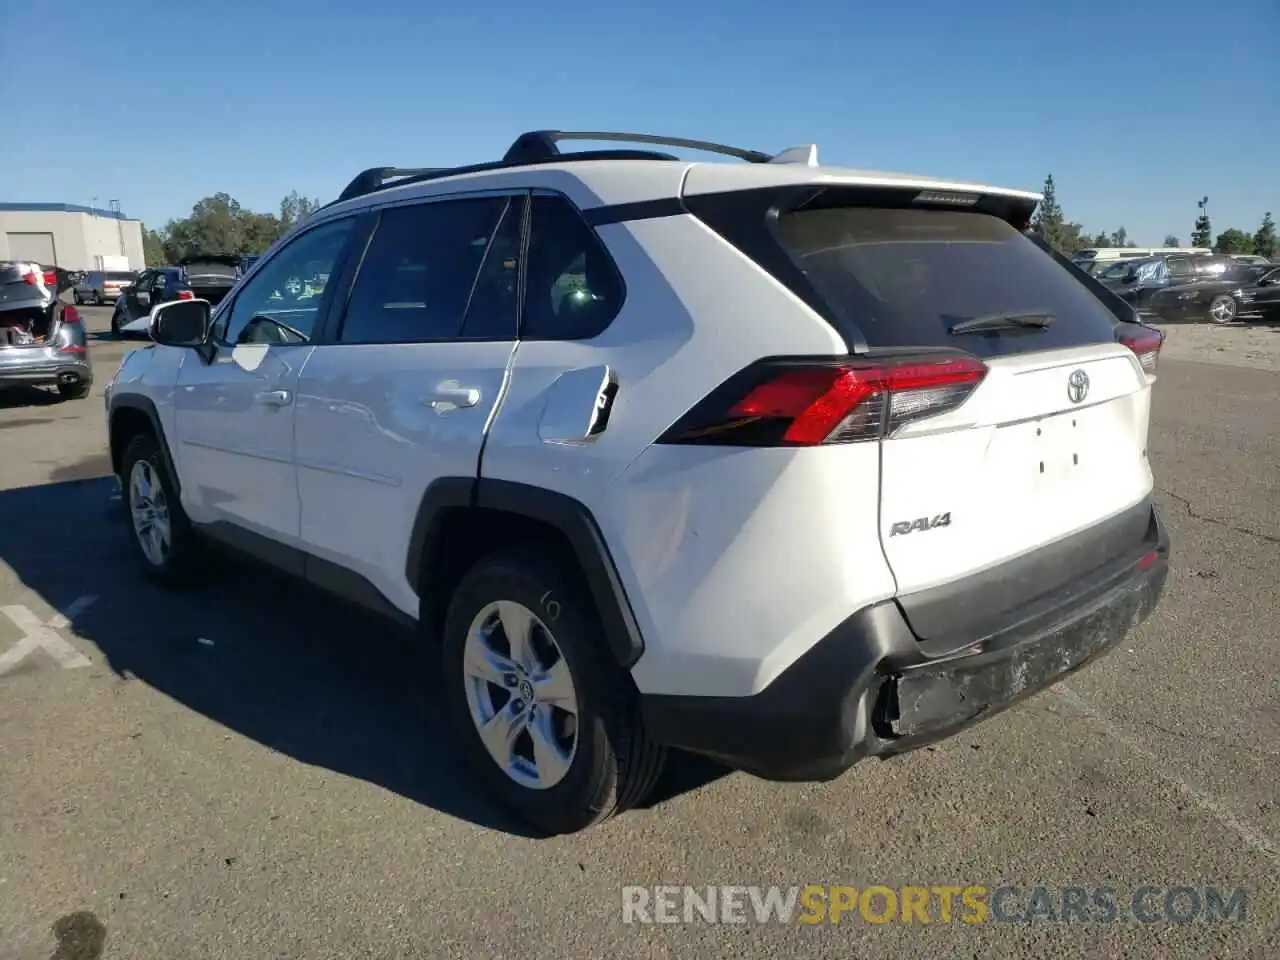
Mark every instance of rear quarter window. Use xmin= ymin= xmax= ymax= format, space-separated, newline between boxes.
xmin=775 ymin=208 xmax=1123 ymax=357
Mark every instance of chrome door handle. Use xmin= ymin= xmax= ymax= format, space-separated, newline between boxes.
xmin=427 ymin=382 xmax=480 ymax=412
xmin=256 ymin=388 xmax=292 ymax=406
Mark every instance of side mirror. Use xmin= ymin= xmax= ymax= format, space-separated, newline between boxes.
xmin=150 ymin=298 xmax=211 ymax=348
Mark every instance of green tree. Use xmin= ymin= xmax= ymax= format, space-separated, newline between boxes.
xmin=1190 ymin=198 xmax=1212 ymax=247
xmin=1163 ymin=235 xmax=1180 ymax=248
xmin=142 ymin=228 xmax=167 ymax=266
xmin=1110 ymin=227 xmax=1130 ymax=247
xmin=1030 ymin=174 xmax=1068 ymax=253
xmin=1253 ymin=212 xmax=1276 ymax=260
xmin=1213 ymin=228 xmax=1254 ymax=254
xmin=1091 ymin=231 xmax=1111 ymax=247
xmin=279 ymin=190 xmax=320 ymax=229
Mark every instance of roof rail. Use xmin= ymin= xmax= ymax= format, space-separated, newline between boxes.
xmin=337 ymin=167 xmax=449 ymax=203
xmin=503 ymin=130 xmax=773 ymax=165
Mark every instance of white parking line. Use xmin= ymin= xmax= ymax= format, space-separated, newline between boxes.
xmin=0 ymin=598 xmax=96 ymax=675
xmin=1056 ymin=685 xmax=1279 ymax=866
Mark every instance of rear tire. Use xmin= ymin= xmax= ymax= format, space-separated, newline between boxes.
xmin=57 ymin=382 xmax=91 ymax=401
xmin=73 ymin=291 xmax=83 ymax=305
xmin=110 ymin=310 xmax=122 ymax=336
xmin=440 ymin=546 xmax=665 ymax=835
xmin=121 ymin=432 xmax=206 ymax=587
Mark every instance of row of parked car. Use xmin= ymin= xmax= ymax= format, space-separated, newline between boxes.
xmin=1076 ymin=250 xmax=1278 ymax=325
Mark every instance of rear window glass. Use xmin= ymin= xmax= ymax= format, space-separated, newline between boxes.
xmin=183 ymin=261 xmax=238 ymax=276
xmin=106 ymin=271 xmax=135 ymax=280
xmin=776 ymin=208 xmax=1122 ymax=356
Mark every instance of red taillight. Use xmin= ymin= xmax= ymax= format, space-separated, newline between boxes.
xmin=22 ymin=272 xmax=38 ymax=285
xmin=177 ymin=289 xmax=194 ymax=300
xmin=43 ymin=270 xmax=58 ymax=288
xmin=659 ymin=353 xmax=988 ymax=447
xmin=61 ymin=305 xmax=82 ymax=325
xmin=1119 ymin=326 xmax=1162 ymax=377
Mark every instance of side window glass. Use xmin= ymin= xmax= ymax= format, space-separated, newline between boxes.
xmin=1167 ymin=258 xmax=1190 ymax=278
xmin=460 ymin=196 xmax=524 ymax=339
xmin=135 ymin=272 xmax=154 ymax=292
xmin=521 ymin=195 xmax=624 ymax=340
xmin=213 ymin=217 xmax=354 ymax=345
xmin=339 ymin=197 xmax=509 ymax=344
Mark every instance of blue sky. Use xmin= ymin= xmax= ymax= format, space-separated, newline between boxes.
xmin=2 ymin=0 xmax=1275 ymax=244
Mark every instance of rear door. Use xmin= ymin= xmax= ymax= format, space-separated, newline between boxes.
xmin=773 ymin=204 xmax=1154 ymax=613
xmin=293 ymin=193 xmax=523 ymax=617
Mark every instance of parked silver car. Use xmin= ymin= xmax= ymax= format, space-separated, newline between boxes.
xmin=73 ymin=270 xmax=137 ymax=305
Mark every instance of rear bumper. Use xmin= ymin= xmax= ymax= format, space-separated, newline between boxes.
xmin=641 ymin=503 xmax=1170 ymax=781
xmin=0 ymin=352 xmax=93 ymax=389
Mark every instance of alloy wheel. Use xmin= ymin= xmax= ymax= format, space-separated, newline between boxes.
xmin=128 ymin=460 xmax=172 ymax=567
xmin=462 ymin=600 xmax=580 ymax=790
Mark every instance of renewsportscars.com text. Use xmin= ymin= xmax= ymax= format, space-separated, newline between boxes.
xmin=621 ymin=884 xmax=1248 ymax=925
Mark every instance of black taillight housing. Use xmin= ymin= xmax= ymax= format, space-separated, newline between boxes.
xmin=657 ymin=352 xmax=988 ymax=447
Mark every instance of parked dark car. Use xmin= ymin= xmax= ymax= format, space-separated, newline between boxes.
xmin=0 ymin=261 xmax=92 ymax=400
xmin=110 ymin=257 xmax=243 ymax=336
xmin=1146 ymin=264 xmax=1280 ymax=324
xmin=1100 ymin=253 xmax=1237 ymax=310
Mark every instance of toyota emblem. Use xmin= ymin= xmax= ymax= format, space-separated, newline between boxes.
xmin=1066 ymin=369 xmax=1090 ymax=404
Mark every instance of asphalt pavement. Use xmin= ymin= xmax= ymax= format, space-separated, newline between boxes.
xmin=0 ymin=305 xmax=1276 ymax=959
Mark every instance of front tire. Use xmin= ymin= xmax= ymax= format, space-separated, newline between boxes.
xmin=1208 ymin=294 xmax=1238 ymax=325
xmin=441 ymin=547 xmax=666 ymax=835
xmin=121 ymin=432 xmax=204 ymax=587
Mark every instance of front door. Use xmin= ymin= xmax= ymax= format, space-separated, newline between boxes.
xmin=294 ymin=194 xmax=524 ymax=615
xmin=120 ymin=271 xmax=154 ymax=323
xmin=171 ymin=216 xmax=359 ymax=554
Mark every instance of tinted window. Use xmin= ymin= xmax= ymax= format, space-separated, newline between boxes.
xmin=339 ymin=197 xmax=514 ymax=344
xmin=213 ymin=217 xmax=353 ymax=345
xmin=1167 ymin=258 xmax=1192 ymax=278
xmin=106 ymin=271 xmax=135 ymax=281
xmin=775 ymin=208 xmax=1120 ymax=356
xmin=521 ymin=195 xmax=624 ymax=340
xmin=1193 ymin=257 xmax=1235 ymax=277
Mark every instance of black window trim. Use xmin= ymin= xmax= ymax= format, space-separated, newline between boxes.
xmin=326 ymin=188 xmax=529 ymax=347
xmin=208 ymin=212 xmax=367 ymax=349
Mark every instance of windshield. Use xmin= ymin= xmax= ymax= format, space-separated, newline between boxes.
xmin=775 ymin=207 xmax=1121 ymax=357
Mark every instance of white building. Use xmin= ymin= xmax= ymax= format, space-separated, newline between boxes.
xmin=0 ymin=202 xmax=146 ymax=270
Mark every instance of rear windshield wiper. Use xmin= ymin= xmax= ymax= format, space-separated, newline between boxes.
xmin=947 ymin=311 xmax=1056 ymax=335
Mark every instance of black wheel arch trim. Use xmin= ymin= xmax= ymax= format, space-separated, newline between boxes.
xmin=406 ymin=477 xmax=645 ymax=667
xmin=108 ymin=394 xmax=181 ymax=496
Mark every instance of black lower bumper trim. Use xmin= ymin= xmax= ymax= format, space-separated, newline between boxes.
xmin=641 ymin=505 xmax=1171 ymax=782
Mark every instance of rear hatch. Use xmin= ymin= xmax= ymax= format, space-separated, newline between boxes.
xmin=687 ymin=179 xmax=1160 ymax=646
xmin=1 ymin=262 xmax=55 ymax=342
xmin=180 ymin=257 xmax=240 ymax=304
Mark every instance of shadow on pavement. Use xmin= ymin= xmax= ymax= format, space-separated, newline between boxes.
xmin=0 ymin=385 xmax=64 ymax=410
xmin=0 ymin=471 xmax=728 ymax=838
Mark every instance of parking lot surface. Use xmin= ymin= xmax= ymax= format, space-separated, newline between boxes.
xmin=0 ymin=306 xmax=1277 ymax=959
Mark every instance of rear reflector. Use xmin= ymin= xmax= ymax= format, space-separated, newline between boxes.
xmin=61 ymin=306 xmax=82 ymax=324
xmin=658 ymin=353 xmax=988 ymax=447
xmin=1137 ymin=549 xmax=1161 ymax=571
xmin=1119 ymin=326 xmax=1162 ymax=377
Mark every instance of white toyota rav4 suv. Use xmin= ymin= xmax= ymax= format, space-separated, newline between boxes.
xmin=105 ymin=130 xmax=1170 ymax=834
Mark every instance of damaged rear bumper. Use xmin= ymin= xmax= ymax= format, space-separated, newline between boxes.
xmin=641 ymin=502 xmax=1171 ymax=781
